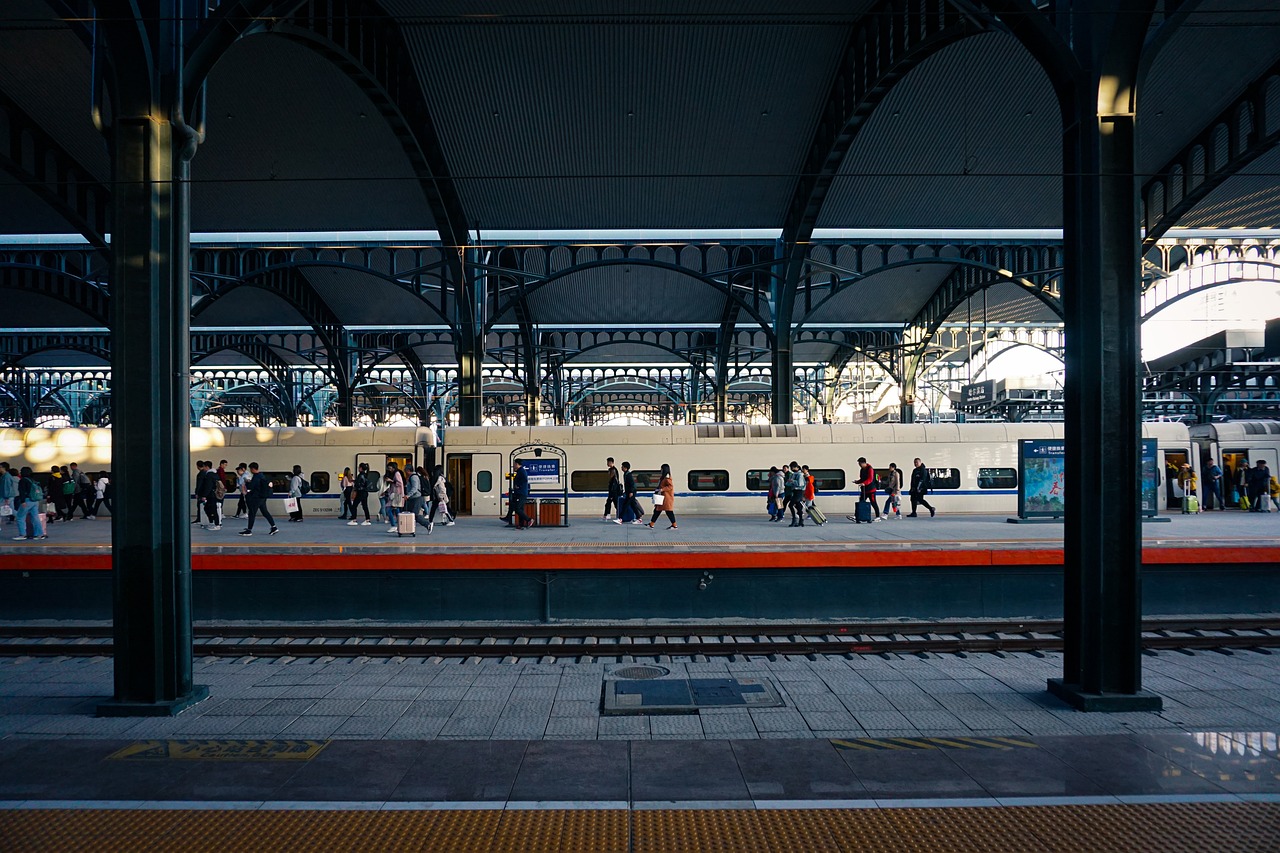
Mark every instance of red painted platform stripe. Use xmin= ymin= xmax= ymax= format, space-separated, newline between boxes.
xmin=3 ymin=547 xmax=1279 ymax=571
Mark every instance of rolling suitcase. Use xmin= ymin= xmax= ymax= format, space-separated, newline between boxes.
xmin=847 ymin=501 xmax=874 ymax=524
xmin=1183 ymin=495 xmax=1199 ymax=513
xmin=397 ymin=512 xmax=416 ymax=537
xmin=806 ymin=503 xmax=827 ymax=525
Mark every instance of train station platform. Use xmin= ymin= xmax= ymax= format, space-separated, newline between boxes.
xmin=3 ymin=512 xmax=1279 ymax=624
xmin=2 ymin=648 xmax=1280 ymax=850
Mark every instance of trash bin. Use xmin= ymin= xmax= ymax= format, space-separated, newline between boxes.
xmin=537 ymin=498 xmax=562 ymax=527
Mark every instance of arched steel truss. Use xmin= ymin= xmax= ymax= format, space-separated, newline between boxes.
xmin=52 ymin=232 xmax=1280 ymax=427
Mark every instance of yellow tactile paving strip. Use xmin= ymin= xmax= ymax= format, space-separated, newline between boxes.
xmin=2 ymin=803 xmax=1279 ymax=852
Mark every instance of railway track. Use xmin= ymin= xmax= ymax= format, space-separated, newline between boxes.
xmin=1 ymin=618 xmax=1278 ymax=660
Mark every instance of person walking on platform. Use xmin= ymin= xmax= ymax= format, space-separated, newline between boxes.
xmin=0 ymin=462 xmax=16 ymax=527
xmin=615 ymin=461 xmax=644 ymax=524
xmin=1247 ymin=459 xmax=1271 ymax=512
xmin=383 ymin=462 xmax=405 ymax=530
xmin=647 ymin=463 xmax=677 ymax=529
xmin=908 ymin=457 xmax=935 ymax=518
xmin=92 ymin=471 xmax=112 ymax=518
xmin=404 ymin=465 xmax=423 ymax=521
xmin=239 ymin=462 xmax=278 ymax=536
xmin=338 ymin=467 xmax=354 ymax=520
xmin=424 ymin=465 xmax=448 ymax=533
xmin=882 ymin=462 xmax=903 ymax=519
xmin=195 ymin=460 xmax=219 ymax=529
xmin=233 ymin=463 xmax=249 ymax=519
xmin=11 ymin=467 xmax=47 ymax=540
xmin=767 ymin=466 xmax=785 ymax=522
xmin=603 ymin=457 xmax=621 ymax=522
xmin=1204 ymin=459 xmax=1224 ymax=511
xmin=69 ymin=463 xmax=94 ymax=519
xmin=856 ymin=457 xmax=882 ymax=521
xmin=801 ymin=465 xmax=816 ymax=513
xmin=348 ymin=463 xmax=374 ymax=525
xmin=288 ymin=464 xmax=306 ymax=522
xmin=511 ymin=458 xmax=532 ymax=530
xmin=785 ymin=461 xmax=804 ymax=527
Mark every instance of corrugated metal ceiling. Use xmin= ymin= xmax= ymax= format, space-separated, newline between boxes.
xmin=818 ymin=32 xmax=1061 ymax=229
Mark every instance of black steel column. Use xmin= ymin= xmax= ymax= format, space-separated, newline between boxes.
xmin=1048 ymin=1 xmax=1160 ymax=712
xmin=98 ymin=111 xmax=205 ymax=716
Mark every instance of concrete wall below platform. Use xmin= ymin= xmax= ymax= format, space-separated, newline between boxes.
xmin=2 ymin=563 xmax=1279 ymax=623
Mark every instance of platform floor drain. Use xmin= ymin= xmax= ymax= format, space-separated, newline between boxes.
xmin=611 ymin=665 xmax=670 ymax=680
xmin=603 ymin=677 xmax=784 ymax=714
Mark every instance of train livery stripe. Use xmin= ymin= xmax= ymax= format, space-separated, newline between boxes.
xmin=5 ymin=547 xmax=1280 ymax=572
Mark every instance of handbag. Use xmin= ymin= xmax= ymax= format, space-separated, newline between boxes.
xmin=0 ymin=503 xmax=12 ymax=517
xmin=283 ymin=496 xmax=300 ymax=513
xmin=389 ymin=494 xmax=405 ymax=508
xmin=651 ymin=492 xmax=663 ymax=508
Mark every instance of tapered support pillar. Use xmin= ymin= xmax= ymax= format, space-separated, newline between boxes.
xmin=457 ymin=335 xmax=483 ymax=426
xmin=98 ymin=117 xmax=205 ymax=717
xmin=1049 ymin=13 xmax=1160 ymax=711
xmin=771 ymin=343 xmax=793 ymax=424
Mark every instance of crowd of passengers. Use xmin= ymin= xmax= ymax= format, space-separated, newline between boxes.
xmin=1173 ymin=458 xmax=1278 ymax=513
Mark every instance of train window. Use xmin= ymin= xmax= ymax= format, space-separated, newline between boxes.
xmin=977 ymin=467 xmax=1017 ymax=489
xmin=929 ymin=468 xmax=961 ymax=490
xmin=688 ymin=470 xmax=729 ymax=491
xmin=310 ymin=472 xmax=330 ymax=493
xmin=810 ymin=469 xmax=845 ymax=492
xmin=477 ymin=471 xmax=492 ymax=492
xmin=571 ymin=470 xmax=612 ymax=492
xmin=265 ymin=473 xmax=291 ymax=494
xmin=746 ymin=469 xmax=769 ymax=490
xmin=631 ymin=470 xmax=662 ymax=490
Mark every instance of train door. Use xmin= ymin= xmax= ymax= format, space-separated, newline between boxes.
xmin=446 ymin=456 xmax=471 ymax=514
xmin=1163 ymin=448 xmax=1190 ymax=508
xmin=453 ymin=453 xmax=501 ymax=516
xmin=1222 ymin=449 xmax=1249 ymax=506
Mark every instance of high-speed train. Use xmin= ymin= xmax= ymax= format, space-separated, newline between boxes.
xmin=1 ymin=421 xmax=1196 ymax=517
xmin=1190 ymin=421 xmax=1280 ymax=505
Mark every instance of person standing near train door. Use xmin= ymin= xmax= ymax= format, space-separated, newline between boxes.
xmin=908 ymin=458 xmax=935 ymax=518
xmin=0 ymin=462 xmax=15 ymax=527
xmin=238 ymin=462 xmax=278 ymax=536
xmin=338 ymin=467 xmax=355 ymax=520
xmin=767 ymin=466 xmax=785 ymax=522
xmin=349 ymin=463 xmax=374 ymax=525
xmin=511 ymin=458 xmax=532 ymax=530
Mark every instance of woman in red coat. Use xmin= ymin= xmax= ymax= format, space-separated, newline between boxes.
xmin=648 ymin=463 xmax=677 ymax=529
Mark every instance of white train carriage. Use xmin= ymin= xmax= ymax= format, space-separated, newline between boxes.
xmin=1190 ymin=421 xmax=1280 ymax=506
xmin=1 ymin=421 xmax=1191 ymax=518
xmin=0 ymin=426 xmax=438 ymax=518
xmin=439 ymin=422 xmax=1194 ymax=517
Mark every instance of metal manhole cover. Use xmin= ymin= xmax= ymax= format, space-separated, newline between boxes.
xmin=612 ymin=665 xmax=670 ymax=680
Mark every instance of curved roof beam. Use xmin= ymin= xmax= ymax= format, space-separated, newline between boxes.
xmin=0 ymin=263 xmax=109 ymax=324
xmin=193 ymin=260 xmax=453 ymax=328
xmin=273 ymin=3 xmax=470 ymax=257
xmin=565 ymin=376 xmax=687 ymax=415
xmin=1141 ymin=58 xmax=1280 ymax=250
xmin=1141 ymin=259 xmax=1280 ymax=323
xmin=485 ymin=258 xmax=774 ymax=338
xmin=902 ymin=261 xmax=1063 ymax=380
xmin=778 ymin=3 xmax=986 ymax=300
xmin=184 ymin=1 xmax=309 ymax=111
xmin=192 ymin=264 xmax=343 ymax=348
xmin=0 ymin=91 xmax=109 ymax=250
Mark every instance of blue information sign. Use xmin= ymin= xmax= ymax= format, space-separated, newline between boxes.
xmin=1018 ymin=440 xmax=1065 ymax=518
xmin=1140 ymin=438 xmax=1159 ymax=517
xmin=519 ymin=458 xmax=561 ymax=485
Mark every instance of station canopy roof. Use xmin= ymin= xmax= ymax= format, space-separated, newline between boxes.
xmin=1 ymin=1 xmax=1279 ymax=344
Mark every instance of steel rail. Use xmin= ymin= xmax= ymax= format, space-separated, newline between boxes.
xmin=1 ymin=618 xmax=1278 ymax=659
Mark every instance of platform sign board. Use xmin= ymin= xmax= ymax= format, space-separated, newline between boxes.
xmin=960 ymin=380 xmax=997 ymax=408
xmin=519 ymin=457 xmax=560 ymax=485
xmin=1140 ymin=438 xmax=1160 ymax=517
xmin=1017 ymin=439 xmax=1065 ymax=518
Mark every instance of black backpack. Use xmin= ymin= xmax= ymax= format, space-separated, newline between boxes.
xmin=299 ymin=476 xmax=312 ymax=495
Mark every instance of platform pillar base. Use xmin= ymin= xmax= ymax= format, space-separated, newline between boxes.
xmin=97 ymin=685 xmax=208 ymax=718
xmin=1047 ymin=678 xmax=1161 ymax=712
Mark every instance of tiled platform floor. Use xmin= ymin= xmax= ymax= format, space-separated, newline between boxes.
xmin=5 ymin=649 xmax=1280 ymax=849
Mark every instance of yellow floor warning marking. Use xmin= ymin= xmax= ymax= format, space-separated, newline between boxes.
xmin=831 ymin=736 xmax=1038 ymax=752
xmin=107 ymin=740 xmax=328 ymax=762
xmin=2 ymin=804 xmax=1277 ymax=852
